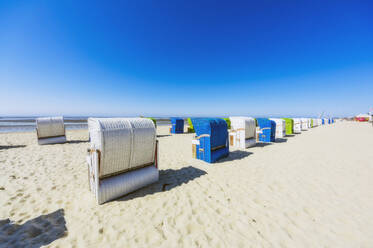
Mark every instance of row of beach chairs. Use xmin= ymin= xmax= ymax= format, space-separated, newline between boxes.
xmin=34 ymin=116 xmax=335 ymax=204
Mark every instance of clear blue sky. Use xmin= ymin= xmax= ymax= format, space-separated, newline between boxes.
xmin=1 ymin=1 xmax=372 ymax=117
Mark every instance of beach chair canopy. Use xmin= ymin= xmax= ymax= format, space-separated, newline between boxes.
xmin=269 ymin=118 xmax=286 ymax=138
xmin=36 ymin=116 xmax=66 ymax=145
xmin=229 ymin=116 xmax=256 ymax=149
xmin=87 ymin=118 xmax=158 ymax=204
xmin=191 ymin=118 xmax=229 ymax=163
xmin=170 ymin=118 xmax=184 ymax=134
xmin=282 ymin=118 xmax=294 ymax=135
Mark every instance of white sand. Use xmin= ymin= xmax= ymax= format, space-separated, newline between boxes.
xmin=1 ymin=122 xmax=373 ymax=247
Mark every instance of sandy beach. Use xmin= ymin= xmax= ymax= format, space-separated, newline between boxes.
xmin=1 ymin=121 xmax=373 ymax=247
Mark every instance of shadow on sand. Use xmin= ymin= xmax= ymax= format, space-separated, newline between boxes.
xmin=156 ymin=134 xmax=171 ymax=138
xmin=274 ymin=138 xmax=287 ymax=143
xmin=286 ymin=134 xmax=296 ymax=137
xmin=255 ymin=142 xmax=273 ymax=147
xmin=0 ymin=145 xmax=26 ymax=150
xmin=0 ymin=209 xmax=67 ymax=248
xmin=65 ymin=140 xmax=89 ymax=144
xmin=216 ymin=150 xmax=253 ymax=163
xmin=118 ymin=166 xmax=207 ymax=201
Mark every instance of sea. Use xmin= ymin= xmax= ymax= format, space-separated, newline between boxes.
xmin=0 ymin=117 xmax=172 ymax=133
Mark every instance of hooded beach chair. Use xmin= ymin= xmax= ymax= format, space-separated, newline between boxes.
xmin=317 ymin=119 xmax=322 ymax=126
xmin=86 ymin=118 xmax=159 ymax=204
xmin=36 ymin=116 xmax=67 ymax=145
xmin=301 ymin=118 xmax=309 ymax=131
xmin=282 ymin=118 xmax=294 ymax=135
xmin=269 ymin=118 xmax=286 ymax=139
xmin=170 ymin=118 xmax=184 ymax=134
xmin=312 ymin=119 xmax=318 ymax=127
xmin=292 ymin=118 xmax=302 ymax=133
xmin=191 ymin=118 xmax=229 ymax=163
xmin=256 ymin=118 xmax=276 ymax=142
xmin=229 ymin=116 xmax=256 ymax=149
xmin=187 ymin=118 xmax=195 ymax=133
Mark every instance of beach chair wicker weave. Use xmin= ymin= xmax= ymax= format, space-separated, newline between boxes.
xmin=36 ymin=116 xmax=66 ymax=145
xmin=87 ymin=118 xmax=158 ymax=204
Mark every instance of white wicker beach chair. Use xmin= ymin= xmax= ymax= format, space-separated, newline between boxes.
xmin=36 ymin=117 xmax=66 ymax=145
xmin=292 ymin=118 xmax=302 ymax=133
xmin=86 ymin=118 xmax=159 ymax=204
xmin=301 ymin=118 xmax=309 ymax=130
xmin=229 ymin=117 xmax=256 ymax=149
xmin=269 ymin=118 xmax=286 ymax=139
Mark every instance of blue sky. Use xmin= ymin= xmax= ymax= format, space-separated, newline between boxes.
xmin=0 ymin=1 xmax=372 ymax=117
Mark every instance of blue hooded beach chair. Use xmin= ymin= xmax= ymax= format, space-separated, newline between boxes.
xmin=256 ymin=118 xmax=276 ymax=142
xmin=170 ymin=118 xmax=184 ymax=134
xmin=322 ymin=119 xmax=325 ymax=125
xmin=191 ymin=118 xmax=229 ymax=163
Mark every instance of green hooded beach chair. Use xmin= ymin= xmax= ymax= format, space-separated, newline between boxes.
xmin=187 ymin=118 xmax=195 ymax=133
xmin=282 ymin=118 xmax=294 ymax=135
